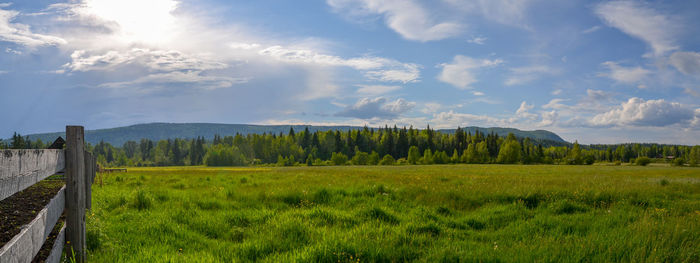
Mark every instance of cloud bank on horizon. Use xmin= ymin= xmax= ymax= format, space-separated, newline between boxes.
xmin=1 ymin=0 xmax=700 ymax=144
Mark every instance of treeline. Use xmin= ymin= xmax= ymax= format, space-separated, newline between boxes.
xmin=0 ymin=132 xmax=50 ymax=149
xmin=3 ymin=127 xmax=700 ymax=167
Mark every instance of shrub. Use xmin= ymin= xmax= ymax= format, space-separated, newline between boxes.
xmin=635 ymin=157 xmax=652 ymax=166
xmin=277 ymin=155 xmax=296 ymax=166
xmin=379 ymin=154 xmax=395 ymax=165
xmin=432 ymin=151 xmax=450 ymax=164
xmin=351 ymin=151 xmax=369 ymax=165
xmin=672 ymin=158 xmax=685 ymax=166
xmin=331 ymin=152 xmax=348 ymax=165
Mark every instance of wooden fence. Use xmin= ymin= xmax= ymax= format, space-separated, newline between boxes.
xmin=0 ymin=126 xmax=95 ymax=263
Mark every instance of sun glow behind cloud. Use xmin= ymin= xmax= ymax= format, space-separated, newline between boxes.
xmin=82 ymin=0 xmax=178 ymax=45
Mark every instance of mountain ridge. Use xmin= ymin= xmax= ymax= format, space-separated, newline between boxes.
xmin=17 ymin=123 xmax=568 ymax=146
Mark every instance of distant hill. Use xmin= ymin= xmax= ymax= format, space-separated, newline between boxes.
xmin=19 ymin=123 xmax=568 ymax=146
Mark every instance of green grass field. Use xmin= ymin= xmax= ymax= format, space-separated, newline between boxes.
xmin=85 ymin=165 xmax=700 ymax=262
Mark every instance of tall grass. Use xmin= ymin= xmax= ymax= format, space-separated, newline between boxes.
xmin=87 ymin=165 xmax=700 ymax=262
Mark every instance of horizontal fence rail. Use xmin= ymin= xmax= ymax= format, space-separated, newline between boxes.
xmin=46 ymin=225 xmax=66 ymax=263
xmin=0 ymin=149 xmax=65 ymax=201
xmin=0 ymin=186 xmax=65 ymax=262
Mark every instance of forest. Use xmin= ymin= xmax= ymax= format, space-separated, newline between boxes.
xmin=3 ymin=126 xmax=700 ymax=167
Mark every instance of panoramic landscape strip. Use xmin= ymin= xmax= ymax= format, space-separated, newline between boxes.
xmin=2 ymin=0 xmax=700 ymax=261
xmin=4 ymin=125 xmax=700 ymax=168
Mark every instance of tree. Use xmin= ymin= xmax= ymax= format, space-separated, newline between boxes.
xmin=368 ymin=151 xmax=380 ymax=165
xmin=396 ymin=128 xmax=409 ymax=158
xmin=139 ymin=139 xmax=153 ymax=162
xmin=496 ymin=133 xmax=521 ymax=164
xmin=171 ymin=139 xmax=184 ymax=165
xmin=407 ymin=146 xmax=420 ymax=164
xmin=421 ymin=149 xmax=434 ymax=164
xmin=11 ymin=132 xmax=26 ymax=149
xmin=380 ymin=127 xmax=395 ymax=157
xmin=123 ymin=141 xmax=138 ymax=159
xmin=689 ymin=146 xmax=700 ymax=166
xmin=205 ymin=145 xmax=247 ymax=166
xmin=301 ymin=127 xmax=311 ymax=151
xmin=567 ymin=141 xmax=583 ymax=165
xmin=476 ymin=141 xmax=490 ymax=163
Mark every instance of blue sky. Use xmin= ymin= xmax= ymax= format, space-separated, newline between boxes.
xmin=1 ymin=0 xmax=700 ymax=144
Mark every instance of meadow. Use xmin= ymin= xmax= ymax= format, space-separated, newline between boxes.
xmin=85 ymin=165 xmax=700 ymax=262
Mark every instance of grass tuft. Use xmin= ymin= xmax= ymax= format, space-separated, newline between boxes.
xmin=132 ymin=190 xmax=153 ymax=210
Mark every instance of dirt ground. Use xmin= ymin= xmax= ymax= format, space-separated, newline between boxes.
xmin=0 ymin=180 xmax=65 ymax=248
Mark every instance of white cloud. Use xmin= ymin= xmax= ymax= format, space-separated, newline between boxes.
xmin=327 ymin=0 xmax=463 ymax=42
xmin=590 ymin=97 xmax=696 ymax=127
xmin=62 ymin=48 xmax=227 ymax=72
xmin=669 ymin=51 xmax=700 ymax=76
xmin=467 ymin=36 xmax=487 ymax=45
xmin=505 ymin=65 xmax=558 ymax=86
xmin=421 ymin=102 xmax=442 ymax=114
xmin=431 ymin=110 xmax=511 ymax=128
xmin=0 ymin=4 xmax=66 ymax=47
xmin=437 ymin=55 xmax=503 ymax=89
xmin=99 ymin=71 xmax=248 ymax=90
xmin=0 ymin=70 xmax=7 ymax=74
xmin=551 ymin=89 xmax=562 ymax=95
xmin=539 ymin=110 xmax=558 ymax=126
xmin=586 ymin=89 xmax=611 ymax=101
xmin=50 ymin=0 xmax=179 ymax=45
xmin=600 ymin=61 xmax=650 ymax=84
xmin=230 ymin=42 xmax=261 ymax=50
xmin=356 ymin=85 xmax=401 ymax=96
xmin=259 ymin=45 xmax=420 ymax=83
xmin=4 ymin=47 xmax=21 ymax=54
xmin=365 ymin=65 xmax=420 ymax=83
xmin=595 ymin=0 xmax=679 ymax=56
xmin=335 ymin=97 xmax=416 ymax=119
xmin=515 ymin=101 xmax=537 ymax=120
xmin=542 ymin=98 xmax=571 ymax=110
xmin=581 ymin=25 xmax=601 ymax=34
xmin=472 ymin=91 xmax=485 ymax=96
xmin=443 ymin=0 xmax=532 ymax=28
xmin=693 ymin=109 xmax=700 ymax=127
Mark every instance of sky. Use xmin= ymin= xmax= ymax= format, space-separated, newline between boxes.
xmin=1 ymin=0 xmax=700 ymax=145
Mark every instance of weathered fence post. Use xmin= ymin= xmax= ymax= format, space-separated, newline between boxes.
xmin=65 ymin=126 xmax=86 ymax=262
xmin=85 ymin=152 xmax=94 ymax=210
